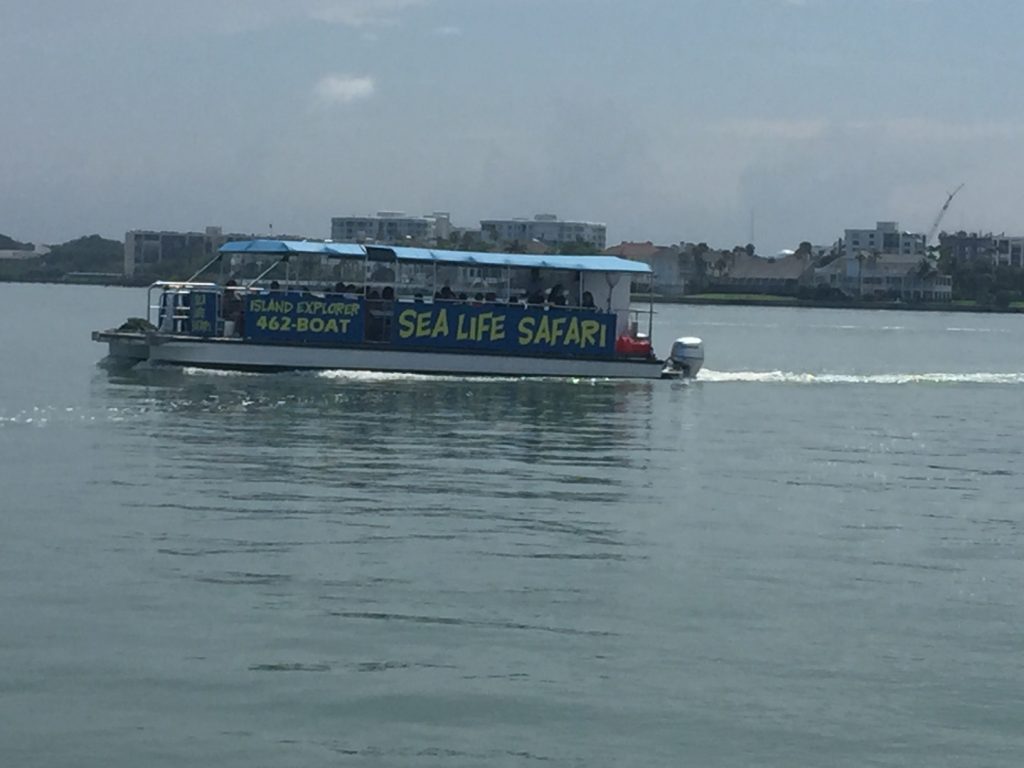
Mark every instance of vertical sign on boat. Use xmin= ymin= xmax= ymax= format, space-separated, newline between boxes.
xmin=188 ymin=291 xmax=220 ymax=337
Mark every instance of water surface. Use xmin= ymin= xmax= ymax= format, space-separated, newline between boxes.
xmin=2 ymin=284 xmax=1023 ymax=766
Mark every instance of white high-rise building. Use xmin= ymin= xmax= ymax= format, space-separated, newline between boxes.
xmin=843 ymin=221 xmax=925 ymax=258
xmin=330 ymin=212 xmax=452 ymax=244
xmin=480 ymin=214 xmax=606 ymax=251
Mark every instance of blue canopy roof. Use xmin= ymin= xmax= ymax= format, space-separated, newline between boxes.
xmin=220 ymin=239 xmax=365 ymax=257
xmin=219 ymin=239 xmax=651 ymax=274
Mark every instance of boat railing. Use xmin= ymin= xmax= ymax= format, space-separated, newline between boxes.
xmin=147 ymin=280 xmax=232 ymax=334
xmin=144 ymin=278 xmax=647 ymax=342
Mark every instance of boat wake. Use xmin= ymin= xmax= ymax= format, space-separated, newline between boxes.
xmin=180 ymin=367 xmax=598 ymax=384
xmin=697 ymin=369 xmax=1024 ymax=385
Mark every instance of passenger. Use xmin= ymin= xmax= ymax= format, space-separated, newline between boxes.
xmin=526 ymin=268 xmax=544 ymax=299
xmin=334 ymin=281 xmax=345 ymax=293
xmin=381 ymin=286 xmax=395 ymax=301
xmin=270 ymin=280 xmax=281 ymax=290
xmin=370 ymin=263 xmax=395 ymax=282
xmin=222 ymin=279 xmax=243 ymax=336
xmin=485 ymin=292 xmax=497 ymax=303
xmin=581 ymin=290 xmax=596 ymax=309
xmin=457 ymin=292 xmax=468 ymax=302
xmin=548 ymin=284 xmax=567 ymax=306
xmin=473 ymin=292 xmax=484 ymax=305
xmin=439 ymin=284 xmax=456 ymax=300
xmin=527 ymin=289 xmax=545 ymax=305
xmin=368 ymin=289 xmax=380 ymax=300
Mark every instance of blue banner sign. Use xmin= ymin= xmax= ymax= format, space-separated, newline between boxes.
xmin=244 ymin=292 xmax=364 ymax=343
xmin=393 ymin=303 xmax=615 ymax=357
xmin=187 ymin=291 xmax=220 ymax=337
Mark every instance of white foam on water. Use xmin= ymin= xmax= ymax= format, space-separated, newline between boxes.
xmin=945 ymin=327 xmax=1012 ymax=334
xmin=314 ymin=369 xmax=523 ymax=383
xmin=696 ymin=369 xmax=1024 ymax=385
xmin=313 ymin=370 xmax=614 ymax=385
xmin=181 ymin=367 xmax=262 ymax=377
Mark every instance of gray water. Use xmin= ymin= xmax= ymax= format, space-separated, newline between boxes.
xmin=2 ymin=283 xmax=1024 ymax=767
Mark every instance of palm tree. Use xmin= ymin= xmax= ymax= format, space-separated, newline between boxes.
xmin=855 ymin=250 xmax=880 ymax=298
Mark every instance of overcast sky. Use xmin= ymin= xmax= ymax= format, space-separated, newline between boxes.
xmin=3 ymin=0 xmax=1022 ymax=253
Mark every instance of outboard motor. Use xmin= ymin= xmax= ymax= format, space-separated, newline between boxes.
xmin=668 ymin=336 xmax=704 ymax=377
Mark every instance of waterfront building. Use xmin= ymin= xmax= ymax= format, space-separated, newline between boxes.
xmin=939 ymin=231 xmax=1024 ymax=267
xmin=814 ymin=251 xmax=951 ymax=301
xmin=330 ymin=212 xmax=452 ymax=245
xmin=991 ymin=236 xmax=1024 ymax=267
xmin=607 ymin=241 xmax=689 ymax=297
xmin=124 ymin=227 xmax=231 ymax=277
xmin=0 ymin=244 xmax=48 ymax=260
xmin=481 ymin=214 xmax=606 ymax=251
xmin=843 ymin=221 xmax=925 ymax=258
xmin=719 ymin=251 xmax=814 ymax=295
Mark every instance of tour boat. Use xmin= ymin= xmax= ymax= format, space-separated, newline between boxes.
xmin=93 ymin=240 xmax=704 ymax=379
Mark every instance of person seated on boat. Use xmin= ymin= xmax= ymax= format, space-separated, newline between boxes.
xmin=334 ymin=281 xmax=346 ymax=294
xmin=457 ymin=292 xmax=468 ymax=302
xmin=581 ymin=290 xmax=596 ymax=310
xmin=270 ymin=280 xmax=281 ymax=290
xmin=472 ymin=292 xmax=484 ymax=305
xmin=370 ymin=264 xmax=395 ymax=283
xmin=548 ymin=284 xmax=567 ymax=306
xmin=527 ymin=288 xmax=545 ymax=305
xmin=381 ymin=286 xmax=395 ymax=301
xmin=367 ymin=288 xmax=380 ymax=300
xmin=437 ymin=284 xmax=456 ymax=301
xmin=526 ymin=268 xmax=544 ymax=298
xmin=485 ymin=291 xmax=497 ymax=303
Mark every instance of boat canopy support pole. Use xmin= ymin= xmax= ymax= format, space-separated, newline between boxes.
xmin=648 ymin=274 xmax=654 ymax=339
xmin=186 ymin=253 xmax=223 ymax=283
xmin=246 ymin=255 xmax=289 ymax=289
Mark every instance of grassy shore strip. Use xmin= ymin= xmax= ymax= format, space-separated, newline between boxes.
xmin=638 ymin=293 xmax=1024 ymax=313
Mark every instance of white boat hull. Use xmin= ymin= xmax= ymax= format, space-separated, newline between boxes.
xmin=94 ymin=332 xmax=683 ymax=379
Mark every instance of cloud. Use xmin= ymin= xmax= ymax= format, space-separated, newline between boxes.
xmin=308 ymin=0 xmax=427 ymax=27
xmin=1 ymin=0 xmax=431 ymax=38
xmin=433 ymin=24 xmax=463 ymax=36
xmin=313 ymin=74 xmax=376 ymax=105
xmin=718 ymin=119 xmax=828 ymax=141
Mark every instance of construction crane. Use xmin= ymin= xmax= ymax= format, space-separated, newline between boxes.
xmin=926 ymin=183 xmax=965 ymax=246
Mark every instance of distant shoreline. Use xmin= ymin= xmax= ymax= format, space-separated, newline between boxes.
xmin=0 ymin=276 xmax=146 ymax=288
xmin=641 ymin=294 xmax=1024 ymax=314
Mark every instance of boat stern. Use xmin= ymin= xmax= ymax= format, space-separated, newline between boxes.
xmin=92 ymin=329 xmax=151 ymax=366
xmin=665 ymin=336 xmax=704 ymax=378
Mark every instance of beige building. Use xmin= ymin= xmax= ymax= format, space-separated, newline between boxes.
xmin=814 ymin=252 xmax=951 ymax=301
